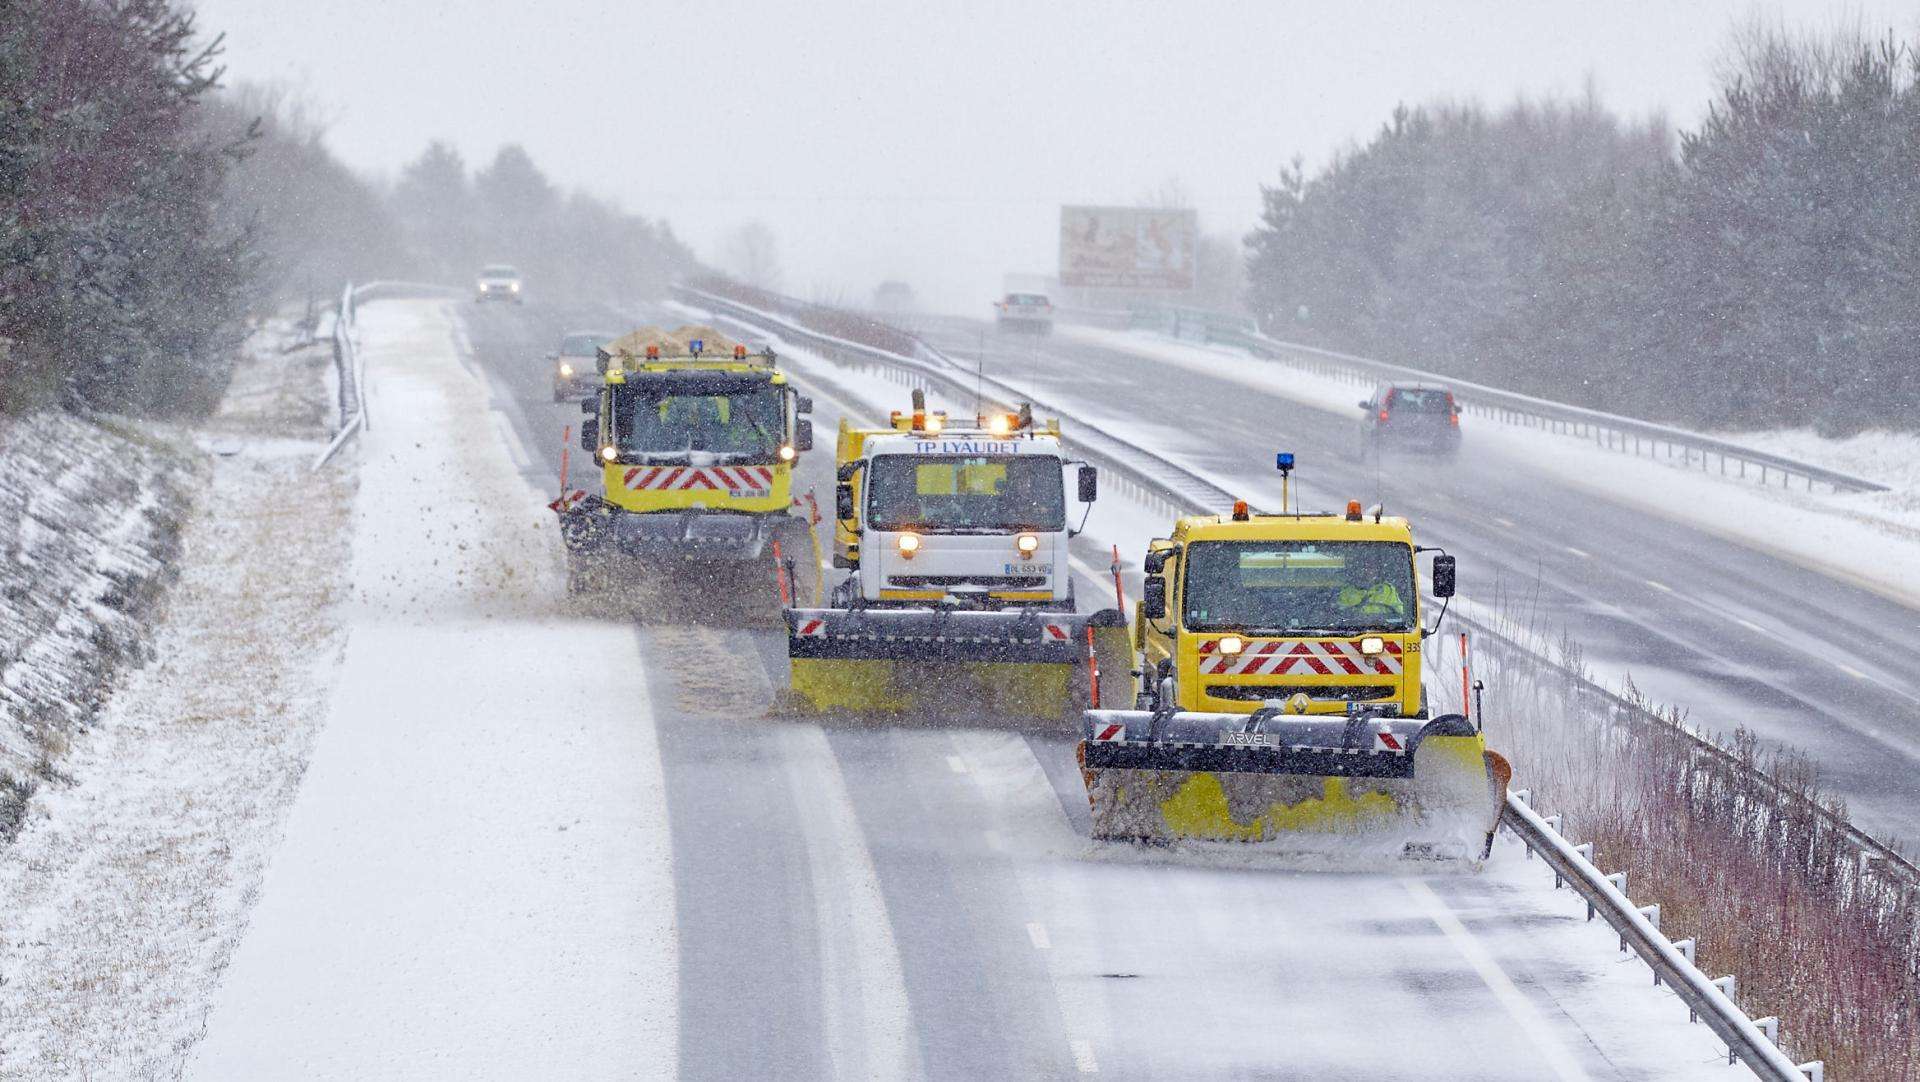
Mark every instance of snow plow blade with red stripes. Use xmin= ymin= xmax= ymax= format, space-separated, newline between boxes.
xmin=783 ymin=606 xmax=1131 ymax=726
xmin=1078 ymin=707 xmax=1511 ymax=860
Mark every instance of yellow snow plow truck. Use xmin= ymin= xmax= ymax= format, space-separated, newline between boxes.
xmin=783 ymin=391 xmax=1129 ymax=724
xmin=1080 ymin=455 xmax=1510 ymax=858
xmin=555 ymin=326 xmax=818 ymax=612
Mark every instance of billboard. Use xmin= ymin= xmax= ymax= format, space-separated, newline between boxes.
xmin=1059 ymin=206 xmax=1197 ymax=291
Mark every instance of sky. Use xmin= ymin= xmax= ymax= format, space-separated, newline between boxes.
xmin=190 ymin=0 xmax=1913 ymax=312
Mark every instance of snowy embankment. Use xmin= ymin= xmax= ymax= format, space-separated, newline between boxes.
xmin=0 ymin=325 xmax=350 ymax=1075
xmin=1062 ymin=325 xmax=1920 ymax=608
xmin=0 ymin=411 xmax=196 ymax=836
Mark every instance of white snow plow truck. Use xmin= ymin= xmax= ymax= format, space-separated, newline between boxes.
xmin=783 ymin=390 xmax=1129 ymax=724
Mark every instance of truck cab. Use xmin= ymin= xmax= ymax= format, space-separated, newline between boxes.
xmin=564 ymin=327 xmax=813 ymax=560
xmin=832 ymin=398 xmax=1095 ymax=610
xmin=1135 ymin=502 xmax=1455 ymax=718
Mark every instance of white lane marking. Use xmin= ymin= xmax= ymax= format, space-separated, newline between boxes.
xmin=1563 ymin=545 xmax=1591 ymax=559
xmin=1070 ymin=1040 xmax=1100 ymax=1074
xmin=1735 ymin=616 xmax=1767 ymax=634
xmin=1645 ymin=579 xmax=1673 ymax=593
xmin=779 ymin=726 xmax=922 ymax=1081
xmin=946 ymin=754 xmax=970 ymax=774
xmin=1026 ymin=922 xmax=1052 ymax=950
xmin=1494 ymin=516 xmax=1518 ymax=529
xmin=1839 ymin=662 xmax=1870 ymax=680
xmin=948 ymin=732 xmax=1117 ymax=1073
xmin=1404 ymin=879 xmax=1592 ymax=1082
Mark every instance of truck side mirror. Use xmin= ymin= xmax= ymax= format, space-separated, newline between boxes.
xmin=580 ymin=418 xmax=599 ymax=452
xmin=1142 ymin=577 xmax=1167 ymax=620
xmin=1358 ymin=399 xmax=1372 ymax=410
xmin=796 ymin=395 xmax=813 ymax=415
xmin=1077 ymin=465 xmax=1098 ymax=503
xmin=580 ymin=397 xmax=596 ymax=415
xmin=1432 ymin=554 xmax=1456 ymax=598
xmin=1143 ymin=549 xmax=1170 ymax=575
xmin=795 ymin=419 xmax=814 ymax=452
xmin=835 ymin=482 xmax=855 ymax=521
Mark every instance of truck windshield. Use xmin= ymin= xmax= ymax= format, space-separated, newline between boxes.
xmin=1182 ymin=540 xmax=1416 ymax=633
xmin=611 ymin=383 xmax=784 ymax=458
xmin=867 ymin=455 xmax=1064 ymax=532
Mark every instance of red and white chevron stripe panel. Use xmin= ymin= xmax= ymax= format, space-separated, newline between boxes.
xmin=622 ymin=465 xmax=775 ymax=496
xmin=1197 ymin=638 xmax=1404 ymax=677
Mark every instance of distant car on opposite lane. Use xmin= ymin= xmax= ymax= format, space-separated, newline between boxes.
xmin=475 ymin=264 xmax=524 ymax=304
xmin=1357 ymin=383 xmax=1462 ymax=460
xmin=994 ymin=292 xmax=1053 ymax=335
xmin=550 ymin=330 xmax=615 ymax=402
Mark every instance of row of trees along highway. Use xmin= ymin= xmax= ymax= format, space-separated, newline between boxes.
xmin=1244 ymin=24 xmax=1920 ymax=436
xmin=0 ymin=0 xmax=693 ymax=419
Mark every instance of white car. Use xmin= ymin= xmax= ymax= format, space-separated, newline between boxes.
xmin=475 ymin=264 xmax=524 ymax=304
xmin=994 ymin=292 xmax=1053 ymax=334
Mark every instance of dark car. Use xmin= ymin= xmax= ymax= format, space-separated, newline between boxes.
xmin=550 ymin=331 xmax=615 ymax=402
xmin=1357 ymin=383 xmax=1462 ymax=460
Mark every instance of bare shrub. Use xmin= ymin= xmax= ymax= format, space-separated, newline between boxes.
xmin=1475 ymin=609 xmax=1920 ymax=1077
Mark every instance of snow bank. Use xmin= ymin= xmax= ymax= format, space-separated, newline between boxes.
xmin=0 ymin=324 xmax=351 ymax=1075
xmin=0 ymin=409 xmax=195 ymax=837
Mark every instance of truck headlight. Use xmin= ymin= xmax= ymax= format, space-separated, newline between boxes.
xmin=1016 ymin=533 xmax=1039 ymax=556
xmin=1217 ymin=635 xmax=1245 ymax=656
xmin=600 ymin=446 xmax=618 ymax=463
xmin=1359 ymin=636 xmax=1385 ymax=656
xmin=896 ymin=532 xmax=921 ymax=557
xmin=558 ymin=363 xmax=574 ymax=377
xmin=510 ymin=282 xmax=521 ymax=292
xmin=778 ymin=445 xmax=796 ymax=461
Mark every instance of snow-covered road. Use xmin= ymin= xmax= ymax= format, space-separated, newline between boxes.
xmin=188 ymin=302 xmax=678 ymax=1078
xmin=903 ymin=314 xmax=1920 ymax=849
xmin=445 ymin=297 xmax=1733 ymax=1079
xmin=0 ymin=297 xmax=1745 ymax=1078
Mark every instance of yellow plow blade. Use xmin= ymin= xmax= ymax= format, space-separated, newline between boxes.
xmin=1080 ymin=712 xmax=1509 ymax=860
xmin=783 ymin=609 xmax=1130 ymax=728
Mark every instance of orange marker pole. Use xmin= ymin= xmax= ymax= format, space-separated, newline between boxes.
xmin=559 ymin=425 xmax=572 ymax=506
xmin=1109 ymin=544 xmax=1126 ymax=613
xmin=771 ymin=539 xmax=792 ymax=605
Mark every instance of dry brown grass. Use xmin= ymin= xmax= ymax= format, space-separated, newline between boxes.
xmin=1478 ymin=620 xmax=1920 ymax=1078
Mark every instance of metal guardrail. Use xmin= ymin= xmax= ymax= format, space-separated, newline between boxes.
xmin=1506 ymin=792 xmax=1821 ymax=1082
xmin=312 ymin=282 xmax=364 ymax=471
xmin=1086 ymin=305 xmax=1888 ymax=496
xmin=309 ymin=281 xmax=469 ymax=472
xmin=678 ymin=282 xmax=1840 ymax=1080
